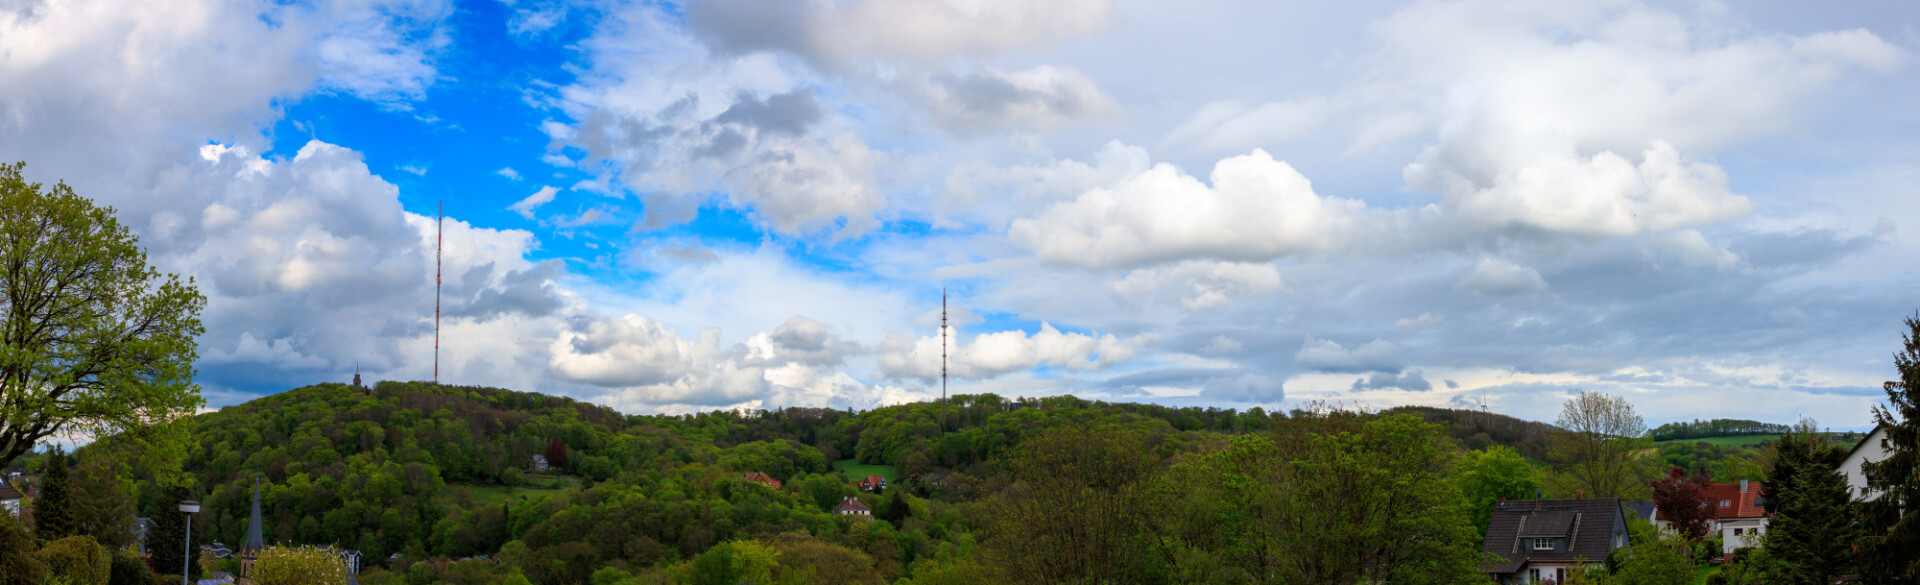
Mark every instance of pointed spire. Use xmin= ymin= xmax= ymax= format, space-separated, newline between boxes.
xmin=242 ymin=475 xmax=265 ymax=554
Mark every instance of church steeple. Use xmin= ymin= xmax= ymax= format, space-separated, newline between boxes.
xmin=238 ymin=476 xmax=265 ymax=584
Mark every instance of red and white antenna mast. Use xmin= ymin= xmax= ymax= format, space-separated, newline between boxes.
xmin=941 ymin=288 xmax=948 ymax=403
xmin=434 ymin=201 xmax=443 ymax=385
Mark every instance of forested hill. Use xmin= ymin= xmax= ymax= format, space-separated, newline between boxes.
xmin=93 ymin=381 xmax=1598 ymax=585
xmin=110 ymin=381 xmax=1292 ymax=583
xmin=1381 ymin=405 xmax=1563 ymax=460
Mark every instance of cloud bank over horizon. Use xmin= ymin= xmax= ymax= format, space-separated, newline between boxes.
xmin=2 ymin=0 xmax=1916 ymax=425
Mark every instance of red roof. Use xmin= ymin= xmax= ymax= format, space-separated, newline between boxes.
xmin=833 ymin=497 xmax=871 ymax=515
xmin=743 ymin=472 xmax=782 ymax=490
xmin=1703 ymin=481 xmax=1765 ymax=519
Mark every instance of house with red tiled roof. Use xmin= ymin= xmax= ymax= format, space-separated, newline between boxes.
xmin=832 ymin=497 xmax=871 ymax=519
xmin=743 ymin=472 xmax=782 ymax=490
xmin=1648 ymin=479 xmax=1768 ymax=559
xmin=856 ymin=475 xmax=885 ymax=492
xmin=1705 ymin=480 xmax=1767 ymax=557
xmin=1481 ymin=498 xmax=1630 ymax=584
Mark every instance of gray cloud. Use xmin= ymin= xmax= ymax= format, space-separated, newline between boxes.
xmin=1351 ymin=370 xmax=1432 ymax=392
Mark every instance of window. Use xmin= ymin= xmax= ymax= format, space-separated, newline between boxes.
xmin=1733 ymin=528 xmax=1743 ymax=536
xmin=1532 ymin=538 xmax=1553 ymax=551
xmin=1530 ymin=569 xmax=1541 ymax=583
xmin=1720 ymin=500 xmax=1731 ymax=507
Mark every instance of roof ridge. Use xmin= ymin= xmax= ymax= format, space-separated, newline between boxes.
xmin=1569 ymin=512 xmax=1583 ymax=551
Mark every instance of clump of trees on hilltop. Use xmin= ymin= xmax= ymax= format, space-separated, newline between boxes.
xmin=1649 ymin=419 xmax=1793 ymax=442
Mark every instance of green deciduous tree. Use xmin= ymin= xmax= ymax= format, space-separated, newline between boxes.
xmin=35 ymin=450 xmax=76 ymax=540
xmin=1761 ymin=419 xmax=1855 ymax=585
xmin=1454 ymin=444 xmax=1541 ymax=537
xmin=0 ymin=162 xmax=205 ymax=471
xmin=71 ymin=455 xmax=137 ymax=550
xmin=1553 ymin=390 xmax=1652 ymax=499
xmin=34 ymin=535 xmax=110 ymax=585
xmin=1858 ymin=314 xmax=1920 ymax=584
xmin=1605 ymin=529 xmax=1693 ymax=585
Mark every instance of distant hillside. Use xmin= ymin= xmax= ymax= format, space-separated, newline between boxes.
xmin=1380 ymin=405 xmax=1564 ymax=461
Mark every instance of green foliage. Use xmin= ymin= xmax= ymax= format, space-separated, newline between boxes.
xmin=1454 ymin=445 xmax=1541 ymax=536
xmin=145 ymin=484 xmax=200 ymax=582
xmin=1604 ymin=529 xmax=1693 ymax=585
xmin=1858 ymin=316 xmax=1920 ymax=584
xmin=34 ymin=536 xmax=110 ymax=585
xmin=1761 ymin=424 xmax=1856 ymax=585
xmin=0 ymin=514 xmax=49 ymax=585
xmin=107 ymin=554 xmax=154 ymax=585
xmin=255 ymin=546 xmax=349 ymax=585
xmin=70 ymin=455 xmax=138 ymax=550
xmin=1552 ymin=391 xmax=1654 ymax=499
xmin=690 ymin=540 xmax=778 ymax=585
xmin=1650 ymin=420 xmax=1791 ymax=442
xmin=0 ymin=161 xmax=205 ymax=472
xmin=36 ymin=451 xmax=76 ymax=540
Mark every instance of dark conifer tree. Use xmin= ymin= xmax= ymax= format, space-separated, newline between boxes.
xmin=1858 ymin=314 xmax=1920 ymax=585
xmin=1764 ymin=428 xmax=1855 ymax=585
xmin=147 ymin=484 xmax=201 ymax=581
xmin=34 ymin=450 xmax=74 ymax=540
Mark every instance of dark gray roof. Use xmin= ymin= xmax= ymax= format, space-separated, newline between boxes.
xmin=1517 ymin=510 xmax=1576 ymax=537
xmin=1623 ymin=500 xmax=1656 ymax=522
xmin=241 ymin=477 xmax=266 ymax=554
xmin=0 ymin=481 xmax=21 ymax=500
xmin=1482 ymin=498 xmax=1625 ymax=575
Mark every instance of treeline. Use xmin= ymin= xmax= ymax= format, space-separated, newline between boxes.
xmin=1650 ymin=419 xmax=1791 ymax=441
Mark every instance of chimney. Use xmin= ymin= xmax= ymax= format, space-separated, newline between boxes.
xmin=1739 ymin=479 xmax=1748 ymax=493
xmin=1575 ymin=491 xmax=1584 ymax=499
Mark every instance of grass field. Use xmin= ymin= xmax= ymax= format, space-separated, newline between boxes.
xmin=833 ymin=459 xmax=900 ymax=482
xmin=1655 ymin=434 xmax=1779 ymax=447
xmin=462 ymin=474 xmax=581 ymax=506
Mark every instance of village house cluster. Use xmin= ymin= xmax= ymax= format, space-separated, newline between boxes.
xmin=1480 ymin=425 xmax=1895 ymax=584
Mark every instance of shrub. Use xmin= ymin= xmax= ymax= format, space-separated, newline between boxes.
xmin=34 ymin=536 xmax=110 ymax=585
xmin=0 ymin=514 xmax=50 ymax=585
xmin=108 ymin=554 xmax=154 ymax=585
xmin=254 ymin=546 xmax=348 ymax=585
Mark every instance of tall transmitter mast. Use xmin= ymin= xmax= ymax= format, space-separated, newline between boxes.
xmin=941 ymin=289 xmax=948 ymax=403
xmin=434 ymin=201 xmax=443 ymax=385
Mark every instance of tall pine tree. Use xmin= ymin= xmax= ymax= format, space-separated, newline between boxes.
xmin=1762 ymin=422 xmax=1855 ymax=585
xmin=1858 ymin=314 xmax=1920 ymax=585
xmin=33 ymin=450 xmax=74 ymax=540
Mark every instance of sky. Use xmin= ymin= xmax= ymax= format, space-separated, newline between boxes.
xmin=2 ymin=0 xmax=1917 ymax=428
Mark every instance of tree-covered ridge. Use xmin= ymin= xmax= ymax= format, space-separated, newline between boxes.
xmin=1650 ymin=419 xmax=1791 ymax=441
xmin=70 ymin=380 xmax=1815 ymax=585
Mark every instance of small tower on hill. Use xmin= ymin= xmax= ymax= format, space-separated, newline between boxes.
xmin=352 ymin=363 xmax=363 ymax=391
xmin=237 ymin=476 xmax=266 ymax=585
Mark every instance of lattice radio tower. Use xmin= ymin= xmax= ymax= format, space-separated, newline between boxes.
xmin=941 ymin=288 xmax=948 ymax=403
xmin=434 ymin=201 xmax=443 ymax=385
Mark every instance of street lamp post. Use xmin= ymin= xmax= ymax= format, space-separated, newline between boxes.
xmin=178 ymin=500 xmax=199 ymax=585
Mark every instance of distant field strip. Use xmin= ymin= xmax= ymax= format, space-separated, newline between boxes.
xmin=834 ymin=459 xmax=900 ymax=481
xmin=1653 ymin=434 xmax=1778 ymax=447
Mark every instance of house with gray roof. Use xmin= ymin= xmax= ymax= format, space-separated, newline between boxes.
xmin=1481 ymin=498 xmax=1630 ymax=584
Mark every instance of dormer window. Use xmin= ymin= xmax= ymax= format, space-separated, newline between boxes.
xmin=1720 ymin=500 xmax=1731 ymax=507
xmin=1532 ymin=538 xmax=1553 ymax=551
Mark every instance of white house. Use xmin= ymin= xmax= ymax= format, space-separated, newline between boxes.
xmin=1838 ymin=425 xmax=1892 ymax=500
